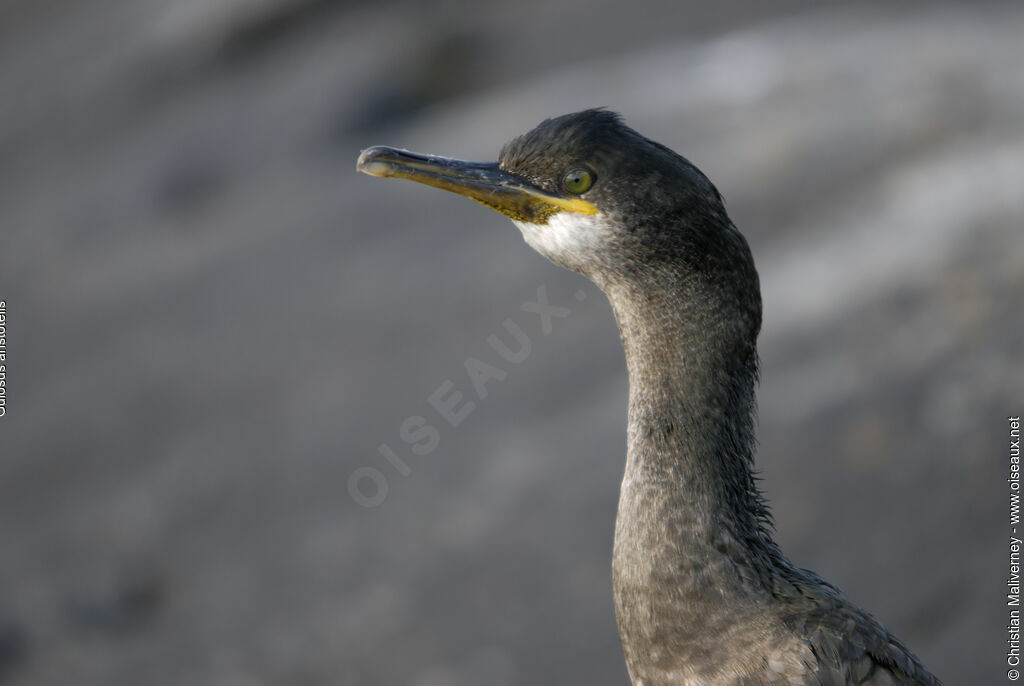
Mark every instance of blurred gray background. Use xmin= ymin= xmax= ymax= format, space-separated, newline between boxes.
xmin=0 ymin=1 xmax=1021 ymax=684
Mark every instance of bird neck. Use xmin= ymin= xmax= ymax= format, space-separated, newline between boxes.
xmin=607 ymin=273 xmax=776 ymax=595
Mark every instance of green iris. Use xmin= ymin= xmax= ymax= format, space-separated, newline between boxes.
xmin=562 ymin=167 xmax=594 ymax=194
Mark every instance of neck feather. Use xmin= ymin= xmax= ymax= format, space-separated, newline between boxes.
xmin=607 ymin=271 xmax=776 ymax=588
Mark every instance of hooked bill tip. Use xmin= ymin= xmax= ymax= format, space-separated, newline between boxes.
xmin=356 ymin=147 xmax=391 ymax=177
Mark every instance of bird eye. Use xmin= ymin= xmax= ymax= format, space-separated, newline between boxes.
xmin=562 ymin=168 xmax=593 ymax=194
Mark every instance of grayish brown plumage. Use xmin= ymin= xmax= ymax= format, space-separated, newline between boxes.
xmin=357 ymin=109 xmax=940 ymax=685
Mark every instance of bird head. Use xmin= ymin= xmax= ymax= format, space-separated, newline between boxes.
xmin=357 ymin=109 xmax=748 ymax=293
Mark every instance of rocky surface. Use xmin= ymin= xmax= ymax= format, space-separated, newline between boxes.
xmin=0 ymin=2 xmax=1020 ymax=684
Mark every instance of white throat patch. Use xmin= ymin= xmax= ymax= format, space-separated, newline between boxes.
xmin=512 ymin=211 xmax=609 ymax=266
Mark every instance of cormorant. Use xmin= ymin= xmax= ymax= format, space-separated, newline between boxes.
xmin=357 ymin=109 xmax=940 ymax=686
